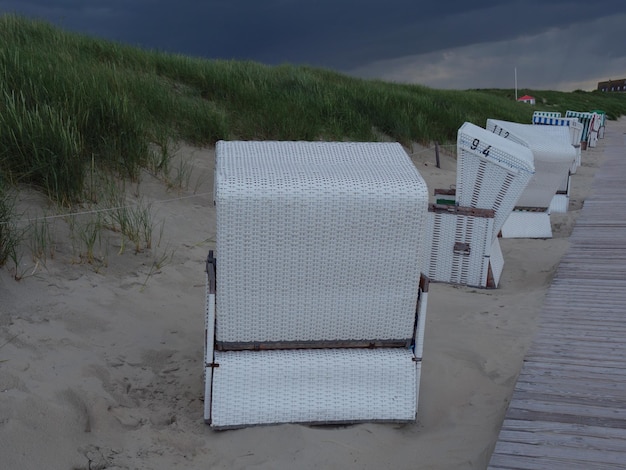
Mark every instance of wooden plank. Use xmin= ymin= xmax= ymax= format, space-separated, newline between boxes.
xmin=535 ymin=319 xmax=626 ymax=331
xmin=531 ymin=330 xmax=626 ymax=342
xmin=503 ymin=408 xmax=626 ymax=430
xmin=513 ymin=380 xmax=626 ymax=399
xmin=490 ymin=440 xmax=626 ymax=466
xmin=513 ymin=364 xmax=626 ymax=394
xmin=516 ymin=361 xmax=626 ymax=377
xmin=507 ymin=389 xmax=626 ymax=411
xmin=533 ymin=319 xmax=626 ymax=331
xmin=489 ymin=452 xmax=626 ymax=470
xmin=504 ymin=394 xmax=625 ymax=421
xmin=498 ymin=418 xmax=626 ymax=440
xmin=497 ymin=429 xmax=626 ymax=453
xmin=428 ymin=202 xmax=495 ymax=218
xmin=523 ymin=343 xmax=626 ymax=360
xmin=516 ymin=364 xmax=626 ymax=382
xmin=215 ymin=338 xmax=413 ymax=351
xmin=521 ymin=354 xmax=626 ymax=369
xmin=528 ymin=341 xmax=626 ymax=354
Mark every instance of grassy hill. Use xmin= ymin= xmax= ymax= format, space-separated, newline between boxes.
xmin=3 ymin=14 xmax=626 ymax=204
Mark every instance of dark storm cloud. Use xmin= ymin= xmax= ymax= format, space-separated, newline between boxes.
xmin=350 ymin=11 xmax=626 ymax=91
xmin=2 ymin=0 xmax=625 ymax=66
xmin=2 ymin=0 xmax=626 ymax=89
xmin=147 ymin=0 xmax=626 ymax=71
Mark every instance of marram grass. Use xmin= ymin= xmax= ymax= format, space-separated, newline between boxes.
xmin=1 ymin=13 xmax=626 ymax=268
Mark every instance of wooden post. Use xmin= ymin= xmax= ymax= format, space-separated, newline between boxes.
xmin=435 ymin=141 xmax=440 ymax=168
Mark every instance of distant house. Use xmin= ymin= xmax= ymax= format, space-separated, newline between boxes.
xmin=597 ymin=78 xmax=626 ymax=92
xmin=517 ymin=95 xmax=536 ymax=105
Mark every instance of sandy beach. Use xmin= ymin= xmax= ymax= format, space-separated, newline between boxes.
xmin=1 ymin=119 xmax=621 ymax=470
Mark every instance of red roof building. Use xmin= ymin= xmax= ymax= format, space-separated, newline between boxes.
xmin=517 ymin=95 xmax=536 ymax=105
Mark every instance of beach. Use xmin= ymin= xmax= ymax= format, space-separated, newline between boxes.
xmin=0 ymin=120 xmax=620 ymax=470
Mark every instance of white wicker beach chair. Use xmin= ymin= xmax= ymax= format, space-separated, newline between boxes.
xmin=422 ymin=122 xmax=534 ymax=288
xmin=531 ymin=116 xmax=583 ymax=212
xmin=532 ymin=116 xmax=583 ymax=171
xmin=205 ymin=141 xmax=430 ymax=429
xmin=486 ymin=119 xmax=577 ymax=236
xmin=456 ymin=122 xmax=535 ymax=237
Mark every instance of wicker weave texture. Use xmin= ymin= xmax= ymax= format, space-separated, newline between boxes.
xmin=486 ymin=120 xmax=576 ymax=208
xmin=489 ymin=238 xmax=504 ymax=286
xmin=500 ymin=211 xmax=552 ymax=238
xmin=210 ymin=348 xmax=418 ymax=428
xmin=589 ymin=130 xmax=599 ymax=148
xmin=572 ymin=146 xmax=581 ymax=173
xmin=568 ymin=121 xmax=584 ymax=147
xmin=532 ymin=116 xmax=584 ymax=150
xmin=456 ymin=123 xmax=534 ymax=238
xmin=487 ymin=119 xmax=576 ymax=161
xmin=214 ymin=141 xmax=428 ymax=344
xmin=556 ymin=172 xmax=570 ymax=193
xmin=423 ymin=210 xmax=494 ymax=287
xmin=549 ymin=194 xmax=569 ymax=213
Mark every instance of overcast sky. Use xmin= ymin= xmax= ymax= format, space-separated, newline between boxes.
xmin=2 ymin=0 xmax=626 ymax=91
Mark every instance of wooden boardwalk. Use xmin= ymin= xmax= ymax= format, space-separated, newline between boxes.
xmin=488 ymin=124 xmax=626 ymax=470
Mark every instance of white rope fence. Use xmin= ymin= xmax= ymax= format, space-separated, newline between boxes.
xmin=407 ymin=143 xmax=456 ymax=157
xmin=1 ymin=143 xmax=457 ymax=227
xmin=0 ymin=191 xmax=213 ymax=226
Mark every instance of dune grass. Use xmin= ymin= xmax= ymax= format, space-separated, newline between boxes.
xmin=2 ymin=14 xmax=626 ymax=270
xmin=3 ymin=14 xmax=626 ymax=204
xmin=0 ymin=179 xmax=21 ymax=267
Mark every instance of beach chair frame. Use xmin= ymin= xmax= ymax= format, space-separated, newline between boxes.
xmin=423 ymin=201 xmax=503 ymax=288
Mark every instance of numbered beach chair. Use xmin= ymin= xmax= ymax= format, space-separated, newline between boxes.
xmin=422 ymin=122 xmax=534 ymax=288
xmin=205 ymin=141 xmax=431 ymax=429
xmin=486 ymin=119 xmax=576 ymax=236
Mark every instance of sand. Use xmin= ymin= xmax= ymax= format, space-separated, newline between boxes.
xmin=0 ymin=120 xmax=621 ymax=470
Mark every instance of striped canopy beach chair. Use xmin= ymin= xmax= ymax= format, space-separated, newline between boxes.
xmin=486 ymin=119 xmax=577 ymax=237
xmin=565 ymin=110 xmax=602 ymax=149
xmin=205 ymin=140 xmax=431 ymax=428
xmin=422 ymin=122 xmax=534 ymax=288
xmin=532 ymin=111 xmax=561 ymax=120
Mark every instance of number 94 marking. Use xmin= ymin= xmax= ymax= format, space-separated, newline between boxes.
xmin=469 ymin=138 xmax=491 ymax=157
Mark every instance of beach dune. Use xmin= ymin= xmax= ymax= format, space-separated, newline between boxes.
xmin=0 ymin=120 xmax=619 ymax=469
